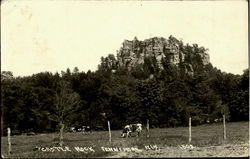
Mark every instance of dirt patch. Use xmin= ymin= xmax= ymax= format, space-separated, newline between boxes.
xmin=106 ymin=143 xmax=249 ymax=158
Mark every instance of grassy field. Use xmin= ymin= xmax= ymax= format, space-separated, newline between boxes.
xmin=1 ymin=121 xmax=249 ymax=158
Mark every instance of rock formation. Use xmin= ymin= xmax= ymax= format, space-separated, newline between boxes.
xmin=102 ymin=36 xmax=210 ymax=76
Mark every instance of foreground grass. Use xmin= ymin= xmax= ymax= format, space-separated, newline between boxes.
xmin=1 ymin=121 xmax=249 ymax=158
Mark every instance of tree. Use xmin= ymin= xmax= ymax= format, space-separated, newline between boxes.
xmin=135 ymin=79 xmax=163 ymax=127
xmin=1 ymin=71 xmax=14 ymax=81
xmin=51 ymin=81 xmax=80 ymax=145
xmin=228 ymin=69 xmax=249 ymax=121
xmin=73 ymin=67 xmax=79 ymax=74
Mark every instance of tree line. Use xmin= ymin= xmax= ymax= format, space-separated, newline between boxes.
xmin=1 ymin=51 xmax=249 ymax=135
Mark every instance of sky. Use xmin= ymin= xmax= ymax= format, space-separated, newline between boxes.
xmin=1 ymin=0 xmax=248 ymax=77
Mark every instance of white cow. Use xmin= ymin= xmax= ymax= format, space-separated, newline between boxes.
xmin=70 ymin=127 xmax=76 ymax=132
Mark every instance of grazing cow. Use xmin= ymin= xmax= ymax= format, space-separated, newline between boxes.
xmin=82 ymin=126 xmax=92 ymax=133
xmin=69 ymin=126 xmax=92 ymax=133
xmin=70 ymin=126 xmax=82 ymax=132
xmin=214 ymin=118 xmax=222 ymax=123
xmin=121 ymin=123 xmax=142 ymax=138
xmin=206 ymin=119 xmax=210 ymax=124
xmin=70 ymin=127 xmax=76 ymax=132
xmin=76 ymin=126 xmax=85 ymax=132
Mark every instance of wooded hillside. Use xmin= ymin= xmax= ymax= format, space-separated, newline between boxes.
xmin=1 ymin=36 xmax=249 ymax=134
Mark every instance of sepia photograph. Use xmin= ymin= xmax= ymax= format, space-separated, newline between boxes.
xmin=1 ymin=0 xmax=249 ymax=158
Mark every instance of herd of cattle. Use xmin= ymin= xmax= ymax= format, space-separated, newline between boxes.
xmin=7 ymin=118 xmax=223 ymax=137
xmin=69 ymin=126 xmax=92 ymax=133
xmin=120 ymin=123 xmax=143 ymax=138
xmin=69 ymin=118 xmax=223 ymax=138
xmin=69 ymin=123 xmax=143 ymax=138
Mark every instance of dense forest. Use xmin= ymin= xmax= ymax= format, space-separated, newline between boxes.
xmin=1 ymin=36 xmax=249 ymax=135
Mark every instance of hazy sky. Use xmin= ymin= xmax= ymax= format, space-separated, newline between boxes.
xmin=1 ymin=0 xmax=248 ymax=77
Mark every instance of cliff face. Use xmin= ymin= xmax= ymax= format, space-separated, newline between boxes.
xmin=103 ymin=36 xmax=210 ymax=76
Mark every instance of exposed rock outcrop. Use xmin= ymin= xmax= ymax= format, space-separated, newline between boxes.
xmin=103 ymin=36 xmax=210 ymax=76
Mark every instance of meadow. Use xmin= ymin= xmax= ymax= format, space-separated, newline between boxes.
xmin=1 ymin=121 xmax=249 ymax=158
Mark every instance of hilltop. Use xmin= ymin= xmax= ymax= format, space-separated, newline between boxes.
xmin=99 ymin=36 xmax=211 ymax=77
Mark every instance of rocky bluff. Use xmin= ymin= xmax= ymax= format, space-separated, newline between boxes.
xmin=101 ymin=36 xmax=210 ymax=76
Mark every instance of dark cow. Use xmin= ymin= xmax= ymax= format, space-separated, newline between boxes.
xmin=82 ymin=126 xmax=92 ymax=134
xmin=121 ymin=123 xmax=142 ymax=138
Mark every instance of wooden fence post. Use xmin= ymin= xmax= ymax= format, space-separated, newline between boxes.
xmin=59 ymin=121 xmax=64 ymax=146
xmin=223 ymin=114 xmax=226 ymax=140
xmin=7 ymin=127 xmax=11 ymax=155
xmin=146 ymin=119 xmax=149 ymax=138
xmin=189 ymin=117 xmax=191 ymax=143
xmin=107 ymin=121 xmax=111 ymax=144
